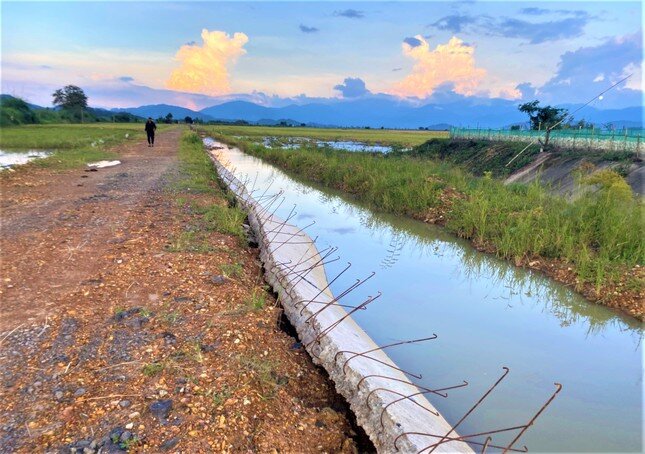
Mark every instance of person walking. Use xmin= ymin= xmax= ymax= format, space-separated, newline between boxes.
xmin=145 ymin=117 xmax=157 ymax=147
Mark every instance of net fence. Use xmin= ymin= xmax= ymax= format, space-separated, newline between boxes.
xmin=450 ymin=128 xmax=644 ymax=153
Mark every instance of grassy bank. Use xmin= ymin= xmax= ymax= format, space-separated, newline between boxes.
xmin=211 ymin=131 xmax=644 ymax=317
xmin=405 ymin=138 xmax=637 ymax=178
xmin=207 ymin=124 xmax=447 ymax=147
xmin=168 ymin=131 xmax=246 ymax=251
xmin=0 ymin=124 xmax=157 ymax=169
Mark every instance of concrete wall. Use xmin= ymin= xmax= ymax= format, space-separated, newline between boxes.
xmin=204 ymin=139 xmax=473 ymax=454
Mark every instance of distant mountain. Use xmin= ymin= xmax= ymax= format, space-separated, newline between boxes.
xmin=195 ymin=99 xmax=643 ymax=129
xmin=112 ymin=104 xmax=213 ymax=121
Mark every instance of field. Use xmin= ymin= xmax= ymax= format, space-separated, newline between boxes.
xmin=0 ymin=124 xmax=164 ymax=169
xmin=207 ymin=124 xmax=447 ymax=147
xmin=210 ymin=130 xmax=644 ymax=319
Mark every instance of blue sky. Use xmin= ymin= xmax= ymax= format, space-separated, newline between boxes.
xmin=1 ymin=1 xmax=642 ymax=109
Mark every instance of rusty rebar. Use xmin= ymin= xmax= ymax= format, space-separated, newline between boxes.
xmin=335 ymin=335 xmax=437 ymax=375
xmin=420 ymin=367 xmax=510 ymax=454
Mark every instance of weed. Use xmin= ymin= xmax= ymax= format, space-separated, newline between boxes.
xmin=162 ymin=311 xmax=181 ymax=325
xmin=238 ymin=355 xmax=285 ymax=399
xmin=244 ymin=290 xmax=266 ymax=310
xmin=142 ymin=362 xmax=164 ymax=377
xmin=221 ymin=262 xmax=244 ymax=278
xmin=208 ymin=384 xmax=232 ymax=406
xmin=166 ymin=230 xmax=215 ymax=253
xmin=139 ymin=307 xmax=152 ymax=318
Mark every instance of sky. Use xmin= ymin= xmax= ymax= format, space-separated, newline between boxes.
xmin=1 ymin=1 xmax=643 ymax=110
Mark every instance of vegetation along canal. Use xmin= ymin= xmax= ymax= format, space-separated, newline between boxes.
xmin=208 ymin=138 xmax=643 ymax=453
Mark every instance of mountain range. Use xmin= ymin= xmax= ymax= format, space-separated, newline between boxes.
xmin=111 ymin=98 xmax=643 ymax=129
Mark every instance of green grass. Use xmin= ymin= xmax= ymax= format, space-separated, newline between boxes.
xmin=142 ymin=362 xmax=165 ymax=377
xmin=0 ymin=123 xmax=158 ymax=169
xmin=244 ymin=290 xmax=267 ymax=310
xmin=221 ymin=135 xmax=644 ymax=293
xmin=221 ymin=262 xmax=244 ymax=278
xmin=205 ymin=124 xmax=447 ymax=147
xmin=169 ymin=131 xmax=247 ymax=246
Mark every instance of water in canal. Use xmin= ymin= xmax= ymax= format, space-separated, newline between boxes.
xmin=211 ymin=140 xmax=643 ymax=453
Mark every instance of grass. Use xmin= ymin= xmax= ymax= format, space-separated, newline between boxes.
xmin=221 ymin=262 xmax=244 ymax=278
xmin=219 ymin=134 xmax=644 ymax=293
xmin=206 ymin=124 xmax=447 ymax=147
xmin=166 ymin=131 xmax=247 ymax=250
xmin=238 ymin=355 xmax=285 ymax=399
xmin=0 ymin=123 xmax=160 ymax=169
xmin=142 ymin=362 xmax=165 ymax=377
xmin=244 ymin=290 xmax=267 ymax=310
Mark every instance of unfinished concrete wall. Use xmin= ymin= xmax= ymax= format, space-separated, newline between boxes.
xmin=205 ymin=139 xmax=473 ymax=454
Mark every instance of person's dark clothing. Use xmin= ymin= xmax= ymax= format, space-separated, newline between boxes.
xmin=145 ymin=120 xmax=156 ymax=146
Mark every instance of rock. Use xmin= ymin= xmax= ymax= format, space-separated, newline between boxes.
xmin=161 ymin=332 xmax=176 ymax=345
xmin=119 ymin=400 xmax=131 ymax=408
xmin=125 ymin=423 xmax=134 ymax=430
xmin=120 ymin=431 xmax=132 ymax=442
xmin=210 ymin=275 xmax=227 ymax=285
xmin=149 ymin=399 xmax=172 ymax=422
xmin=173 ymin=296 xmax=191 ymax=303
xmin=160 ymin=437 xmax=180 ymax=450
xmin=74 ymin=388 xmax=86 ymax=397
xmin=54 ymin=390 xmax=64 ymax=400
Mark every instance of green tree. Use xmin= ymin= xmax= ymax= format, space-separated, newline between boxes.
xmin=519 ymin=100 xmax=569 ymax=130
xmin=518 ymin=100 xmax=570 ymax=151
xmin=184 ymin=116 xmax=193 ymax=124
xmin=165 ymin=112 xmax=174 ymax=124
xmin=52 ymin=85 xmax=88 ymax=122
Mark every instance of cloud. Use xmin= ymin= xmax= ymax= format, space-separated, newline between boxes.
xmin=334 ymin=77 xmax=370 ymax=98
xmin=429 ymin=11 xmax=592 ymax=44
xmin=391 ymin=36 xmax=486 ymax=98
xmin=166 ymin=29 xmax=248 ymax=96
xmin=534 ymin=33 xmax=643 ymax=107
xmin=430 ymin=15 xmax=477 ymax=33
xmin=299 ymin=24 xmax=319 ymax=33
xmin=333 ymin=9 xmax=364 ymax=19
xmin=491 ymin=16 xmax=589 ymax=44
xmin=403 ymin=37 xmax=422 ymax=48
xmin=119 ymin=76 xmax=134 ymax=82
xmin=520 ymin=7 xmax=550 ymax=15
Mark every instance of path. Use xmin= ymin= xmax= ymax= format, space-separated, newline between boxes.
xmin=0 ymin=128 xmax=360 ymax=452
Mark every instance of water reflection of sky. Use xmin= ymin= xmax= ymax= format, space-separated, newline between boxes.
xmin=215 ymin=142 xmax=643 ymax=453
xmin=260 ymin=136 xmax=395 ymax=153
xmin=0 ymin=150 xmax=51 ymax=169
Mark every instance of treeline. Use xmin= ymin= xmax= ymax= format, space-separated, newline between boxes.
xmin=0 ymin=95 xmax=141 ymax=126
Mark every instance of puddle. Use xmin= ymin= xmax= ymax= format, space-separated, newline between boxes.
xmin=0 ymin=150 xmax=51 ymax=169
xmin=261 ymin=137 xmax=396 ymax=153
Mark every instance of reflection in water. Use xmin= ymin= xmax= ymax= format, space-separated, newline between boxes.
xmin=260 ymin=136 xmax=395 ymax=153
xmin=0 ymin=149 xmax=51 ymax=169
xmin=214 ymin=140 xmax=643 ymax=453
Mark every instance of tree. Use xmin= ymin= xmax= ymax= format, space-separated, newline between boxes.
xmin=184 ymin=116 xmax=193 ymax=124
xmin=518 ymin=100 xmax=569 ymax=151
xmin=165 ymin=112 xmax=174 ymax=124
xmin=52 ymin=85 xmax=88 ymax=122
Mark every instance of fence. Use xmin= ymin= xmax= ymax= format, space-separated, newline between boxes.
xmin=450 ymin=127 xmax=644 ymax=153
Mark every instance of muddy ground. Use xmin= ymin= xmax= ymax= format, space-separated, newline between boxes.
xmin=0 ymin=129 xmax=365 ymax=453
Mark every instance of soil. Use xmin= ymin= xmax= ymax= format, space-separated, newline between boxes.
xmin=0 ymin=129 xmax=365 ymax=452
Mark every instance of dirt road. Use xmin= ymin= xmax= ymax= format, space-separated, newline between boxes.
xmin=0 ymin=129 xmax=361 ymax=452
